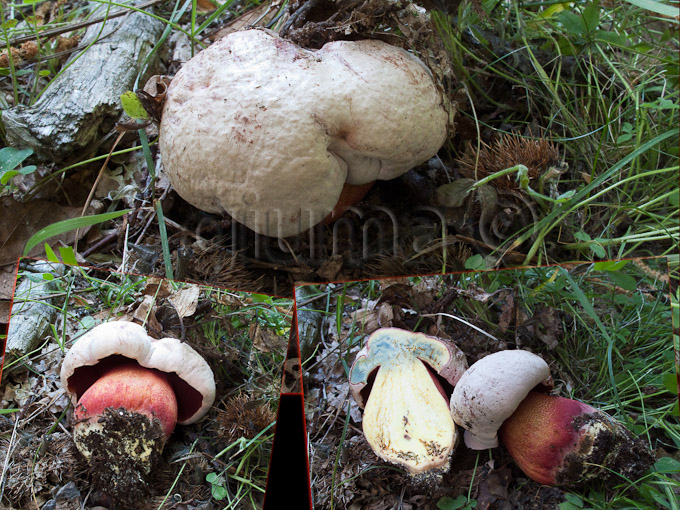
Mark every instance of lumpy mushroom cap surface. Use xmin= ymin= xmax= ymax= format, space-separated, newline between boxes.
xmin=159 ymin=29 xmax=448 ymax=237
xmin=60 ymin=320 xmax=216 ymax=424
xmin=450 ymin=349 xmax=553 ymax=450
xmin=349 ymin=327 xmax=468 ymax=475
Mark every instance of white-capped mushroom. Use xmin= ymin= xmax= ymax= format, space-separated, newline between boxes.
xmin=449 ymin=348 xmax=654 ymax=486
xmin=60 ymin=320 xmax=216 ymax=501
xmin=61 ymin=320 xmax=215 ymax=425
xmin=449 ymin=349 xmax=553 ymax=450
xmin=349 ymin=327 xmax=467 ymax=477
xmin=159 ymin=29 xmax=449 ymax=237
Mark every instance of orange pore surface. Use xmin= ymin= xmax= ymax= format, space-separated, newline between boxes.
xmin=499 ymin=391 xmax=593 ymax=485
xmin=74 ymin=363 xmax=179 ymax=439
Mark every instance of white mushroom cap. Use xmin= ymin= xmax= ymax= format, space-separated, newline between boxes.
xmin=159 ymin=29 xmax=449 ymax=237
xmin=450 ymin=350 xmax=553 ymax=450
xmin=60 ymin=320 xmax=216 ymax=424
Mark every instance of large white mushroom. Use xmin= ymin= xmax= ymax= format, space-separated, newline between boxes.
xmin=159 ymin=28 xmax=449 ymax=237
xmin=449 ymin=349 xmax=553 ymax=450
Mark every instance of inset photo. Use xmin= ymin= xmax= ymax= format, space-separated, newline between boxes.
xmin=1 ymin=259 xmax=293 ymax=509
xmin=298 ymin=258 xmax=678 ymax=509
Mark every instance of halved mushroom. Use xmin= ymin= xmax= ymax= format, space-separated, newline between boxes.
xmin=349 ymin=327 xmax=468 ymax=478
xmin=60 ymin=320 xmax=216 ymax=500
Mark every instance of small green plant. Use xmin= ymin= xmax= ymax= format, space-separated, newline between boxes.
xmin=44 ymin=243 xmax=79 ymax=266
xmin=120 ymin=90 xmax=149 ymax=120
xmin=22 ymin=208 xmax=131 ymax=256
xmin=559 ymin=493 xmax=592 ymax=510
xmin=0 ymin=146 xmax=36 ymax=188
xmin=206 ymin=472 xmax=229 ymax=500
xmin=464 ymin=253 xmax=485 ymax=270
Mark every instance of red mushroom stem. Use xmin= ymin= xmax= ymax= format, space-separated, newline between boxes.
xmin=499 ymin=391 xmax=654 ymax=486
xmin=324 ymin=181 xmax=376 ymax=224
xmin=74 ymin=363 xmax=178 ymax=440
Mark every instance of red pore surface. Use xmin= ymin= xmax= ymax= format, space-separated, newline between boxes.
xmin=499 ymin=391 xmax=595 ymax=485
xmin=74 ymin=363 xmax=179 ymax=439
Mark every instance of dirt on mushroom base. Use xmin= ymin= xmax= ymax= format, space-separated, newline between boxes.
xmin=301 ymin=263 xmax=674 ymax=509
xmin=554 ymin=413 xmax=655 ymax=488
xmin=76 ymin=408 xmax=166 ymax=507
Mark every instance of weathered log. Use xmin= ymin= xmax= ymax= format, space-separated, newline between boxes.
xmin=2 ymin=2 xmax=164 ymax=161
xmin=6 ymin=261 xmax=64 ymax=356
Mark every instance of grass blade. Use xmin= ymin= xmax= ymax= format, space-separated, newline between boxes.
xmin=23 ymin=209 xmax=131 ymax=256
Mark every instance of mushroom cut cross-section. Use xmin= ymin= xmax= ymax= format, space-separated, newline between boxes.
xmin=159 ymin=29 xmax=449 ymax=237
xmin=349 ymin=328 xmax=468 ymax=477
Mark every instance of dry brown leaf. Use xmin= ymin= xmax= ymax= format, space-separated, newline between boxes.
xmin=344 ymin=302 xmax=394 ymax=334
xmin=168 ymin=285 xmax=200 ymax=318
xmin=0 ymin=197 xmax=84 ymax=266
xmin=142 ymin=277 xmax=173 ymax=299
xmin=132 ymin=294 xmax=162 ymax=336
xmin=411 ymin=277 xmax=439 ymax=310
xmin=514 ymin=304 xmax=562 ymax=349
xmin=497 ymin=290 xmax=515 ymax=334
xmin=0 ymin=299 xmax=10 ymax=325
xmin=210 ymin=1 xmax=283 ymax=41
xmin=250 ymin=321 xmax=287 ymax=353
xmin=460 ymin=283 xmax=495 ymax=303
xmin=317 ymin=254 xmax=344 ymax=281
xmin=0 ymin=263 xmax=17 ymax=300
xmin=377 ymin=278 xmax=408 ymax=290
xmin=533 ymin=305 xmax=562 ymax=349
xmin=477 ymin=466 xmax=512 ymax=510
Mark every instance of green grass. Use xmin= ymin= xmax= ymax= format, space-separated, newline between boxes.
xmin=300 ymin=257 xmax=678 ymax=509
xmin=1 ymin=262 xmax=291 ymax=509
xmin=434 ymin=0 xmax=679 ymax=266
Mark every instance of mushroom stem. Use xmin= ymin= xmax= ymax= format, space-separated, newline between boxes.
xmin=73 ymin=364 xmax=178 ymax=469
xmin=74 ymin=363 xmax=178 ymax=444
xmin=499 ymin=391 xmax=654 ymax=486
xmin=323 ymin=181 xmax=375 ymax=224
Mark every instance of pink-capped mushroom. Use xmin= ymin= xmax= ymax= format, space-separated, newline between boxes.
xmin=60 ymin=320 xmax=215 ymax=499
xmin=450 ymin=349 xmax=654 ymax=486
